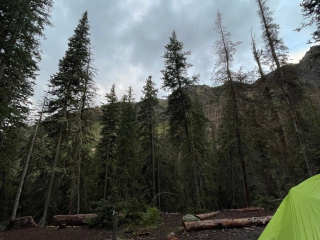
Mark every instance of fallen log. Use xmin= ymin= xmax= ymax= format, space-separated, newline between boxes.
xmin=184 ymin=216 xmax=272 ymax=231
xmin=53 ymin=214 xmax=97 ymax=226
xmin=195 ymin=211 xmax=220 ymax=220
xmin=6 ymin=216 xmax=38 ymax=230
xmin=228 ymin=207 xmax=264 ymax=212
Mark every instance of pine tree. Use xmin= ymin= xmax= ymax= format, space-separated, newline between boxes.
xmin=0 ymin=0 xmax=52 ymax=132
xmin=212 ymin=10 xmax=250 ymax=207
xmin=0 ymin=0 xmax=52 ymax=221
xmin=11 ymin=94 xmax=47 ymax=220
xmin=40 ymin=11 xmax=92 ymax=226
xmin=161 ymin=31 xmax=199 ymax=146
xmin=256 ymin=0 xmax=315 ymax=176
xmin=189 ymin=95 xmax=212 ymax=209
xmin=161 ymin=30 xmax=200 ymax=209
xmin=250 ymin=30 xmax=294 ymax=188
xmin=116 ymin=87 xmax=142 ymax=201
xmin=96 ymin=84 xmax=119 ymax=200
xmin=138 ymin=76 xmax=159 ymax=206
xmin=256 ymin=0 xmax=288 ymax=70
xmin=67 ymin=45 xmax=97 ymax=214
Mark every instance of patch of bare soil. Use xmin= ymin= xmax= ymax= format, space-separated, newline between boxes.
xmin=0 ymin=210 xmax=274 ymax=240
xmin=0 ymin=227 xmax=112 ymax=240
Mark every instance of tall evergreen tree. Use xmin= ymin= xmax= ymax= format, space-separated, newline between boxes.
xmin=0 ymin=0 xmax=52 ymax=132
xmin=11 ymin=94 xmax=47 ymax=220
xmin=161 ymin=30 xmax=200 ymax=209
xmin=96 ymin=84 xmax=119 ymax=200
xmin=138 ymin=76 xmax=159 ymax=206
xmin=250 ymin=30 xmax=294 ymax=189
xmin=212 ymin=10 xmax=250 ymax=207
xmin=256 ymin=0 xmax=315 ymax=176
xmin=116 ymin=87 xmax=142 ymax=201
xmin=256 ymin=0 xmax=288 ymax=70
xmin=189 ymin=95 xmax=212 ymax=209
xmin=67 ymin=45 xmax=97 ymax=214
xmin=0 ymin=0 xmax=52 ymax=221
xmin=40 ymin=11 xmax=92 ymax=226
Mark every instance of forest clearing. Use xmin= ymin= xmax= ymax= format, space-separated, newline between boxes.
xmin=0 ymin=0 xmax=319 ymax=239
xmin=0 ymin=208 xmax=275 ymax=240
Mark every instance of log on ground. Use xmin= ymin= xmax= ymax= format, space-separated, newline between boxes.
xmin=228 ymin=207 xmax=264 ymax=212
xmin=6 ymin=216 xmax=38 ymax=230
xmin=53 ymin=214 xmax=97 ymax=226
xmin=195 ymin=211 xmax=220 ymax=220
xmin=184 ymin=216 xmax=272 ymax=231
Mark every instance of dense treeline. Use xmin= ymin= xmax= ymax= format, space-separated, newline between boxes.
xmin=0 ymin=0 xmax=319 ymax=226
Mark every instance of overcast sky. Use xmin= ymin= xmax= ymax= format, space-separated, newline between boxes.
xmin=34 ymin=0 xmax=316 ymax=106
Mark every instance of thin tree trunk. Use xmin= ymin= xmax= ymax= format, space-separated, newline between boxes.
xmin=11 ymin=96 xmax=46 ymax=220
xmin=40 ymin=127 xmax=63 ymax=227
xmin=0 ymin=62 xmax=7 ymax=82
xmin=282 ymin=90 xmax=314 ymax=176
xmin=258 ymin=0 xmax=313 ymax=176
xmin=68 ymin=175 xmax=76 ymax=215
xmin=77 ymin=146 xmax=81 ymax=214
xmin=229 ymin=131 xmax=235 ymax=205
xmin=157 ymin=155 xmax=161 ymax=210
xmin=76 ymin=46 xmax=92 ymax=211
xmin=11 ymin=113 xmax=42 ymax=220
xmin=257 ymin=0 xmax=281 ymax=69
xmin=230 ymin=82 xmax=250 ymax=207
xmin=104 ymin=142 xmax=110 ymax=200
xmin=251 ymin=32 xmax=294 ymax=182
xmin=217 ymin=11 xmax=250 ymax=206
xmin=152 ymin=125 xmax=156 ymax=207
xmin=193 ymin=154 xmax=201 ymax=209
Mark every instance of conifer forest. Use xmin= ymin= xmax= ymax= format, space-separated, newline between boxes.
xmin=0 ymin=0 xmax=320 ymax=226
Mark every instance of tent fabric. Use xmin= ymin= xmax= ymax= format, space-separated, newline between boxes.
xmin=259 ymin=174 xmax=320 ymax=240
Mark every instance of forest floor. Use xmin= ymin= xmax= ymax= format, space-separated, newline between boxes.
xmin=0 ymin=210 xmax=275 ymax=240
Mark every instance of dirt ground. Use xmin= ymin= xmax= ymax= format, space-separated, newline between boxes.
xmin=0 ymin=210 xmax=274 ymax=240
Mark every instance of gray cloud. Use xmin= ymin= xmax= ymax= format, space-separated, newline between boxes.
xmin=33 ymin=0 xmax=317 ymax=106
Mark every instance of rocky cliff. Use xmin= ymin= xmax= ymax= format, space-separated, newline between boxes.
xmin=185 ymin=46 xmax=320 ymax=130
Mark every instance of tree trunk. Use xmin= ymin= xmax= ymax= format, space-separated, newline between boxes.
xmin=157 ymin=154 xmax=161 ymax=210
xmin=68 ymin=175 xmax=76 ymax=215
xmin=0 ymin=62 xmax=7 ymax=82
xmin=53 ymin=214 xmax=97 ymax=226
xmin=40 ymin=128 xmax=63 ymax=227
xmin=11 ymin=117 xmax=40 ymax=220
xmin=230 ymin=82 xmax=251 ymax=207
xmin=104 ymin=142 xmax=110 ymax=200
xmin=184 ymin=216 xmax=272 ymax=231
xmin=11 ymin=96 xmax=46 ymax=220
xmin=281 ymin=84 xmax=314 ymax=176
xmin=257 ymin=0 xmax=281 ymax=69
xmin=196 ymin=211 xmax=220 ymax=220
xmin=77 ymin=147 xmax=81 ymax=214
xmin=228 ymin=207 xmax=264 ymax=212
xmin=258 ymin=0 xmax=313 ymax=176
xmin=152 ymin=119 xmax=156 ymax=207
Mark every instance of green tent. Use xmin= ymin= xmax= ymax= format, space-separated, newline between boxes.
xmin=259 ymin=174 xmax=320 ymax=240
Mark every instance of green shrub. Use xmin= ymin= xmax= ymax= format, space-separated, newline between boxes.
xmin=86 ymin=198 xmax=160 ymax=228
xmin=84 ymin=199 xmax=121 ymax=228
xmin=140 ymin=207 xmax=160 ymax=225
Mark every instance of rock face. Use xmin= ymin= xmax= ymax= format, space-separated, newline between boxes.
xmin=185 ymin=46 xmax=320 ymax=131
xmin=297 ymin=46 xmax=320 ymax=84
